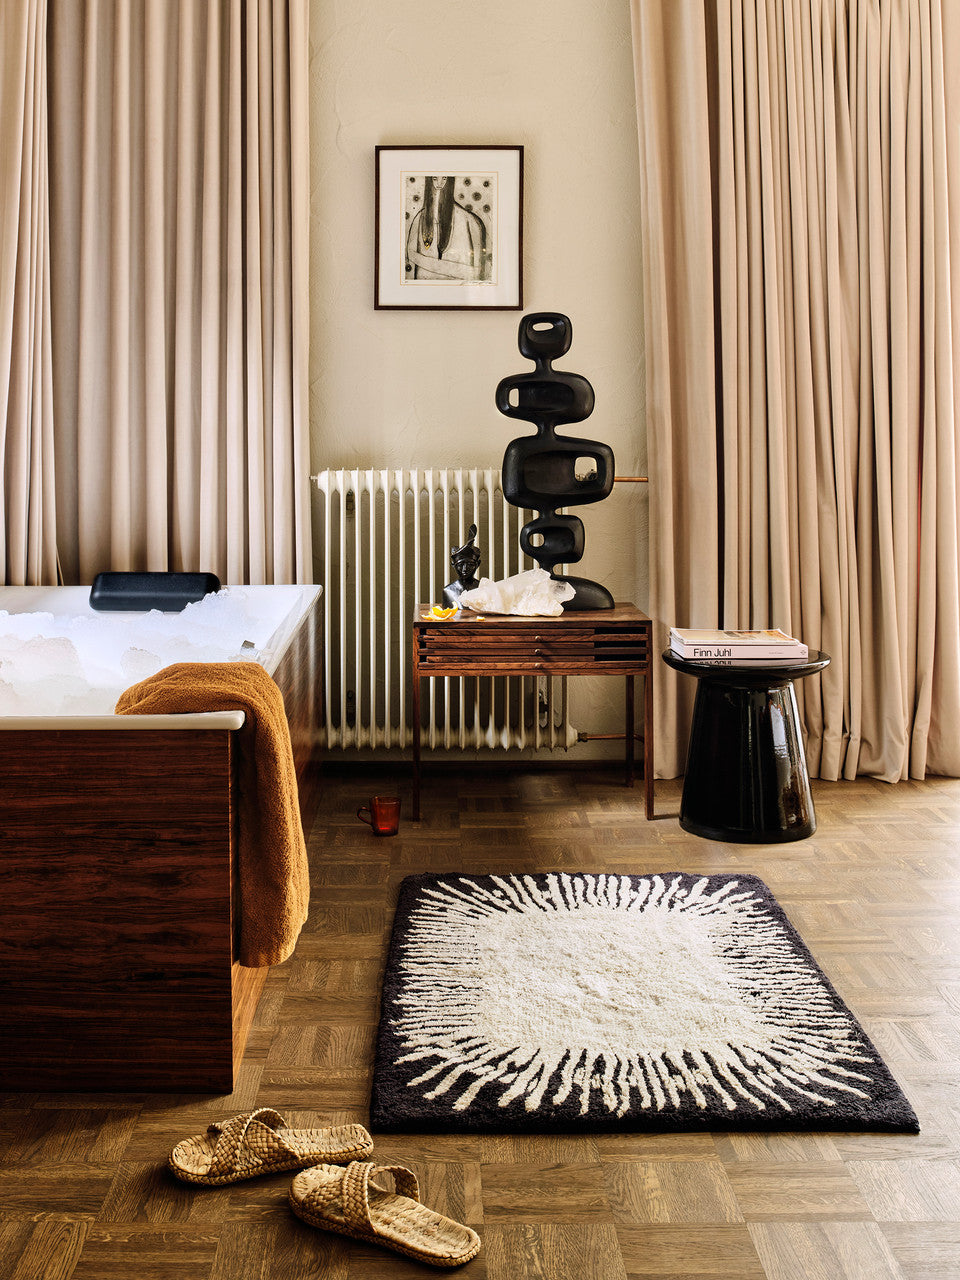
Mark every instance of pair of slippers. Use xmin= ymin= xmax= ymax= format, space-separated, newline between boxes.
xmin=168 ymin=1107 xmax=480 ymax=1269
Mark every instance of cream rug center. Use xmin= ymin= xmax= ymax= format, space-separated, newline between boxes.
xmin=475 ymin=906 xmax=767 ymax=1056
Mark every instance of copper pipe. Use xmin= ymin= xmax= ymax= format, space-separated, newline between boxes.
xmin=577 ymin=731 xmax=644 ymax=742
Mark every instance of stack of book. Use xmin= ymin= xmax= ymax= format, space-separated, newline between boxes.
xmin=669 ymin=628 xmax=808 ymax=663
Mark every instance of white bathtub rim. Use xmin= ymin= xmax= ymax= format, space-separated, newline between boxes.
xmin=0 ymin=711 xmax=246 ymax=731
xmin=255 ymin=583 xmax=321 ymax=675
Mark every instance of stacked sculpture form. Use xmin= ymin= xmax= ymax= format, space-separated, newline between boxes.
xmin=497 ymin=312 xmax=615 ymax=610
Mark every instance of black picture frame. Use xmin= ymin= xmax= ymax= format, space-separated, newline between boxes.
xmin=375 ymin=145 xmax=523 ymax=310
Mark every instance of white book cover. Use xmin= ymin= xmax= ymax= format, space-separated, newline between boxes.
xmin=673 ymin=651 xmax=810 ymax=663
xmin=670 ymin=628 xmax=801 ymax=647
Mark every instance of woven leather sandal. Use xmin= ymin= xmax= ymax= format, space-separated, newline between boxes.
xmin=289 ymin=1160 xmax=482 ymax=1268
xmin=169 ymin=1108 xmax=373 ymax=1186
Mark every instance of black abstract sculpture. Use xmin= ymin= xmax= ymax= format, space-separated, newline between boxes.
xmin=443 ymin=523 xmax=482 ymax=607
xmin=496 ymin=312 xmax=615 ymax=610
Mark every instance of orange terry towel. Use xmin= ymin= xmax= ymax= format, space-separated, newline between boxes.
xmin=115 ymin=661 xmax=310 ymax=968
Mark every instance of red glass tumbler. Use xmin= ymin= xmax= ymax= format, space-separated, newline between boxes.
xmin=357 ymin=795 xmax=401 ymax=836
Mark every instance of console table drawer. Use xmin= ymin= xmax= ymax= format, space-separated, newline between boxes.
xmin=417 ymin=644 xmax=649 ymax=672
xmin=418 ymin=627 xmax=649 ymax=669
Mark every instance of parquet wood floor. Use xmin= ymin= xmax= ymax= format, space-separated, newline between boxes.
xmin=3 ymin=764 xmax=960 ymax=1279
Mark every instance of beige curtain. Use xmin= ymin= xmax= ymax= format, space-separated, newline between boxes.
xmin=633 ymin=0 xmax=960 ymax=781
xmin=0 ymin=0 xmax=58 ymax=585
xmin=48 ymin=0 xmax=312 ymax=585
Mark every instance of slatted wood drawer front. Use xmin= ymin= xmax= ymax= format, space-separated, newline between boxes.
xmin=416 ymin=621 xmax=651 ymax=674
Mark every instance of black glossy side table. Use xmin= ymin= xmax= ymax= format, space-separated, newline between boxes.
xmin=661 ymin=649 xmax=830 ymax=843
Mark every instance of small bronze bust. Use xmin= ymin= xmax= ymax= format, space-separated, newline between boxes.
xmin=443 ymin=524 xmax=482 ymax=607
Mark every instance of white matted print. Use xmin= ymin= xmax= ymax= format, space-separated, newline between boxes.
xmin=376 ymin=146 xmax=523 ymax=309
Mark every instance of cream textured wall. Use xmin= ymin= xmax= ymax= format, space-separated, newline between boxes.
xmin=308 ymin=0 xmax=647 ymax=749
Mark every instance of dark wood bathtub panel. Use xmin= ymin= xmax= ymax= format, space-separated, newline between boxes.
xmin=0 ymin=996 xmax=235 ymax=1092
xmin=271 ymin=589 xmax=323 ymax=828
xmin=0 ymin=729 xmax=236 ymax=1091
xmin=271 ymin=591 xmax=321 ymax=775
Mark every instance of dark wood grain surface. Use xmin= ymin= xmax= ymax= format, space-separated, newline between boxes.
xmin=0 ymin=728 xmax=236 ymax=1091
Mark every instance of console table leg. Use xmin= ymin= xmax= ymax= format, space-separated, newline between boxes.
xmin=412 ymin=674 xmax=422 ymax=821
xmin=625 ymin=674 xmax=635 ymax=788
xmin=644 ymin=668 xmax=654 ymax=819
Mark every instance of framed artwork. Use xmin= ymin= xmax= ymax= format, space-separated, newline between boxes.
xmin=375 ymin=145 xmax=523 ymax=310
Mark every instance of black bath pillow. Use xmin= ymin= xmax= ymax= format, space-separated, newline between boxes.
xmin=89 ymin=571 xmax=222 ymax=613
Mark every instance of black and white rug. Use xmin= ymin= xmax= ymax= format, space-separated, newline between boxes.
xmin=371 ymin=872 xmax=918 ymax=1134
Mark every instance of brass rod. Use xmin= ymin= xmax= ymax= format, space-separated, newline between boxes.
xmin=577 ymin=732 xmax=644 ymax=742
xmin=613 ymin=476 xmax=649 ymax=483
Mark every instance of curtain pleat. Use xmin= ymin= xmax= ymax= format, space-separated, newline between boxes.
xmin=287 ymin=0 xmax=311 ymax=586
xmin=919 ymin=0 xmax=960 ymax=776
xmin=632 ymin=0 xmax=960 ymax=780
xmin=225 ymin=0 xmax=246 ymax=582
xmin=0 ymin=0 xmax=57 ymax=585
xmin=198 ymin=0 xmax=225 ymax=578
xmin=630 ymin=1 xmax=721 ymax=776
xmin=47 ymin=0 xmax=312 ymax=586
xmin=142 ymin=1 xmax=170 ymax=569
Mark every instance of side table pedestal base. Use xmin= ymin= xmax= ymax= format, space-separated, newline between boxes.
xmin=681 ymin=680 xmax=814 ymax=843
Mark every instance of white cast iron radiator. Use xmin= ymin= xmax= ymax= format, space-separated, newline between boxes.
xmin=312 ymin=468 xmax=577 ymax=751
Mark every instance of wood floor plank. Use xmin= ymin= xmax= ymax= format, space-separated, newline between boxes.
xmin=222 ymin=1176 xmax=309 ymax=1224
xmin=724 ymin=1162 xmax=873 ymax=1222
xmin=595 ymin=1132 xmax=722 ymax=1162
xmin=831 ymin=1103 xmax=960 ymax=1161
xmin=483 ymin=1223 xmax=626 ymax=1280
xmin=480 ymin=1162 xmax=613 ymax=1223
xmin=0 ymin=1163 xmax=116 ymax=1216
xmin=0 ymin=1218 xmax=36 ymax=1279
xmin=8 ymin=1217 xmax=88 ymax=1280
xmin=95 ymin=1161 xmax=228 ymax=1225
xmin=362 ymin=1133 xmax=484 ymax=1166
xmin=0 ymin=1107 xmax=141 ymax=1165
xmin=615 ymin=1224 xmax=764 ymax=1276
xmin=845 ymin=1159 xmax=960 ymax=1222
xmin=480 ymin=1134 xmax=601 ymax=1164
xmin=70 ymin=1228 xmax=219 ymax=1280
xmin=748 ymin=1222 xmax=908 ymax=1279
xmin=210 ymin=1221 xmax=350 ymax=1279
xmin=711 ymin=1132 xmax=842 ymax=1162
xmin=405 ymin=1158 xmax=484 ymax=1226
xmin=343 ymin=1239 xmax=488 ymax=1278
xmin=265 ymin=1022 xmax=376 ymax=1069
xmin=880 ymin=1222 xmax=960 ymax=1279
xmin=254 ymin=1066 xmax=372 ymax=1113
xmin=603 ymin=1160 xmax=743 ymax=1225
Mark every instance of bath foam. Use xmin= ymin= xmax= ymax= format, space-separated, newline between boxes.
xmin=0 ymin=586 xmax=303 ymax=717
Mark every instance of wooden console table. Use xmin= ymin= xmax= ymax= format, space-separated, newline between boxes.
xmin=412 ymin=603 xmax=654 ymax=821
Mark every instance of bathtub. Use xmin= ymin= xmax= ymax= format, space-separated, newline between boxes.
xmin=0 ymin=583 xmax=322 ymax=1092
